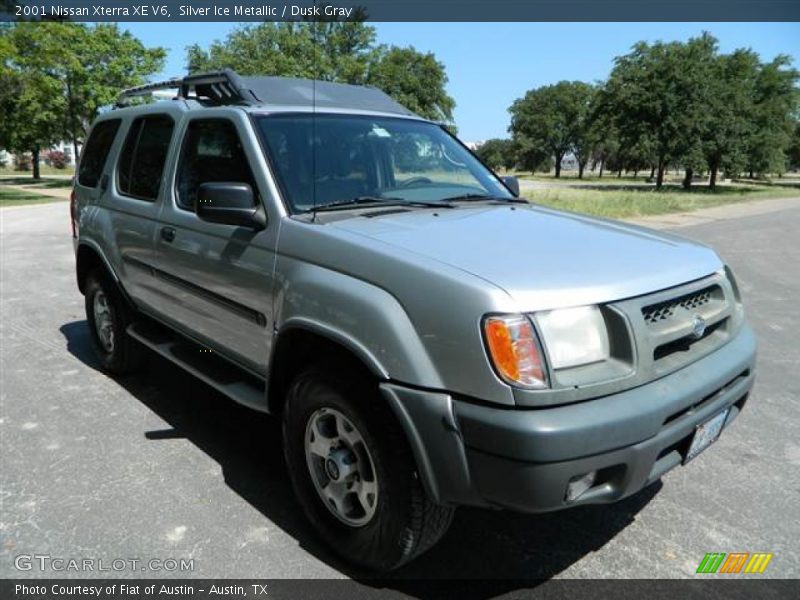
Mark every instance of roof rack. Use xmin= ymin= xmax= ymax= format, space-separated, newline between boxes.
xmin=115 ymin=69 xmax=260 ymax=107
xmin=114 ymin=69 xmax=417 ymax=117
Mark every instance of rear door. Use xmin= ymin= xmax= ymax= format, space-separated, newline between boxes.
xmin=74 ymin=117 xmax=122 ymax=241
xmin=152 ymin=110 xmax=280 ymax=375
xmin=102 ymin=110 xmax=178 ymax=311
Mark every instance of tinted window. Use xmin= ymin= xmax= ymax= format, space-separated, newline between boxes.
xmin=256 ymin=114 xmax=511 ymax=213
xmin=78 ymin=119 xmax=121 ymax=188
xmin=176 ymin=119 xmax=257 ymax=211
xmin=117 ymin=115 xmax=174 ymax=201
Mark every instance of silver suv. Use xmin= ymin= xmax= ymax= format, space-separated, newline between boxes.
xmin=73 ymin=70 xmax=756 ymax=571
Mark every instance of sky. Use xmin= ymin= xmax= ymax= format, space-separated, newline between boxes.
xmin=122 ymin=22 xmax=800 ymax=142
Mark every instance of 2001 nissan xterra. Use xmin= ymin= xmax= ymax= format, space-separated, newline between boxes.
xmin=72 ymin=70 xmax=756 ymax=571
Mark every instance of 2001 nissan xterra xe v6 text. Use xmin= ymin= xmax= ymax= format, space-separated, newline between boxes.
xmin=72 ymin=70 xmax=756 ymax=571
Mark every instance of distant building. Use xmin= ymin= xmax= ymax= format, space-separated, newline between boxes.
xmin=464 ymin=141 xmax=485 ymax=151
xmin=560 ymin=154 xmax=578 ymax=171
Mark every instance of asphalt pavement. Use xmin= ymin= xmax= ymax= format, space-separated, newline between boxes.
xmin=1 ymin=199 xmax=798 ymax=587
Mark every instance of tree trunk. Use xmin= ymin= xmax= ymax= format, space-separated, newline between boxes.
xmin=656 ymin=158 xmax=665 ymax=189
xmin=749 ymin=169 xmax=754 ymax=179
xmin=66 ymin=77 xmax=79 ymax=165
xmin=32 ymin=148 xmax=40 ymax=179
xmin=682 ymin=168 xmax=693 ymax=190
xmin=578 ymin=161 xmax=586 ymax=179
xmin=634 ymin=169 xmax=639 ymax=178
xmin=709 ymin=157 xmax=720 ymax=190
xmin=599 ymin=158 xmax=605 ymax=179
xmin=554 ymin=153 xmax=563 ymax=178
xmin=649 ymin=165 xmax=656 ymax=180
xmin=617 ymin=168 xmax=622 ymax=178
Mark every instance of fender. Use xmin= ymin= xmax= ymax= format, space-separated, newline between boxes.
xmin=76 ymin=239 xmax=123 ymax=290
xmin=272 ymin=259 xmax=444 ymax=390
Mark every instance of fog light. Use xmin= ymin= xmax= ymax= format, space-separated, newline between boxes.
xmin=566 ymin=471 xmax=597 ymax=502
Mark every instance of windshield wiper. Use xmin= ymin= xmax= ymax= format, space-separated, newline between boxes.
xmin=310 ymin=196 xmax=454 ymax=213
xmin=443 ymin=193 xmax=528 ymax=204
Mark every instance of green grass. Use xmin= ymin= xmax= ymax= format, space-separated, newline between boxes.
xmin=0 ymin=165 xmax=75 ymax=178
xmin=0 ymin=185 xmax=63 ymax=207
xmin=523 ymin=184 xmax=799 ymax=219
xmin=517 ymin=172 xmax=652 ymax=185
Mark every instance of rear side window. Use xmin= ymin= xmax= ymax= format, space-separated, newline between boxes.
xmin=117 ymin=115 xmax=175 ymax=201
xmin=176 ymin=119 xmax=257 ymax=211
xmin=78 ymin=119 xmax=121 ymax=188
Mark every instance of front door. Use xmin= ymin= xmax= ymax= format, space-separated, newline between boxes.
xmin=153 ymin=113 xmax=279 ymax=375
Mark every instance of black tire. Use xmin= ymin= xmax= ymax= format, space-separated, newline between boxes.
xmin=283 ymin=363 xmax=454 ymax=571
xmin=84 ymin=269 xmax=143 ymax=375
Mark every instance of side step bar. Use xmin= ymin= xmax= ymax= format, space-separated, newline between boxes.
xmin=127 ymin=321 xmax=268 ymax=413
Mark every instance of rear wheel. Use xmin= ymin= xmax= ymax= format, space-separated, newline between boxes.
xmin=283 ymin=363 xmax=454 ymax=571
xmin=84 ymin=270 xmax=142 ymax=374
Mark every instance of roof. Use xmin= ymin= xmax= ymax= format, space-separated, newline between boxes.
xmin=241 ymin=77 xmax=416 ymax=117
xmin=115 ymin=69 xmax=419 ymax=119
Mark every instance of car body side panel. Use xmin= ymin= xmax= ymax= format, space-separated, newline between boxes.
xmin=151 ymin=109 xmax=284 ymax=375
xmin=272 ymin=256 xmax=445 ymax=390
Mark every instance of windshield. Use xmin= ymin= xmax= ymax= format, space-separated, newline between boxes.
xmin=254 ymin=114 xmax=513 ymax=212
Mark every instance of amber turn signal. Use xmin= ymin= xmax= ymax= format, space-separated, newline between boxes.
xmin=483 ymin=315 xmax=547 ymax=388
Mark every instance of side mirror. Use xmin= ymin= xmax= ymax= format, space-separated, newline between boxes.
xmin=196 ymin=182 xmax=266 ymax=230
xmin=502 ymin=175 xmax=520 ymax=198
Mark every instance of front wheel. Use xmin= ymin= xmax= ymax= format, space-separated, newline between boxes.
xmin=283 ymin=364 xmax=454 ymax=571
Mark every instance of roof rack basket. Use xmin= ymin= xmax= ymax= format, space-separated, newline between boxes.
xmin=114 ymin=69 xmax=416 ymax=117
xmin=116 ymin=69 xmax=259 ymax=107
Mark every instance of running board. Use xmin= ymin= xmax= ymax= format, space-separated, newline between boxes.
xmin=127 ymin=321 xmax=268 ymax=413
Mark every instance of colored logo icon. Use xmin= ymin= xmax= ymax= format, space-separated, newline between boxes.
xmin=696 ymin=552 xmax=773 ymax=574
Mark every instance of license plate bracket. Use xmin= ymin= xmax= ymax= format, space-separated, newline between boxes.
xmin=685 ymin=409 xmax=729 ymax=463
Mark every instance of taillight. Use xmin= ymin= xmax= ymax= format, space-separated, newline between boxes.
xmin=70 ymin=188 xmax=77 ymax=238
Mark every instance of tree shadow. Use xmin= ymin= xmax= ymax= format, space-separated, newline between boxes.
xmin=0 ymin=176 xmax=72 ymax=187
xmin=60 ymin=319 xmax=661 ymax=596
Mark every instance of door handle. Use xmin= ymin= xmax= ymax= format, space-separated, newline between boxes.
xmin=160 ymin=227 xmax=176 ymax=243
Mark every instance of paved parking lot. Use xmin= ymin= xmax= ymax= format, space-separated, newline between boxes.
xmin=1 ymin=199 xmax=798 ymax=587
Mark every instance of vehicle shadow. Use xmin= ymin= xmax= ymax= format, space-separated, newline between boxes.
xmin=61 ymin=320 xmax=660 ymax=596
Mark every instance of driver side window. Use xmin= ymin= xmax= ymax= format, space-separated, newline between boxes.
xmin=176 ymin=119 xmax=258 ymax=211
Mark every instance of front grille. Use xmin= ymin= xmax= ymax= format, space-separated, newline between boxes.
xmin=653 ymin=319 xmax=726 ymax=361
xmin=642 ymin=285 xmax=717 ymax=325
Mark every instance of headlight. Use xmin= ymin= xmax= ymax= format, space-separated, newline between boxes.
xmin=483 ymin=315 xmax=547 ymax=388
xmin=535 ymin=305 xmax=609 ymax=369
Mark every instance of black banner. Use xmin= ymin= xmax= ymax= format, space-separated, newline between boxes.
xmin=2 ymin=0 xmax=800 ymax=22
xmin=2 ymin=579 xmax=799 ymax=600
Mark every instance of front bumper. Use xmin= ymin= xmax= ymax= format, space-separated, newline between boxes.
xmin=383 ymin=323 xmax=756 ymax=513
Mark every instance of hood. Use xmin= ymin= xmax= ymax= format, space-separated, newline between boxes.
xmin=327 ymin=204 xmax=722 ymax=310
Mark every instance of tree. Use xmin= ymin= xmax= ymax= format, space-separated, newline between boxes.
xmin=186 ymin=22 xmax=455 ymax=124
xmin=187 ymin=22 xmax=375 ymax=83
xmin=602 ymin=34 xmax=719 ymax=188
xmin=787 ymin=120 xmax=800 ymax=172
xmin=1 ymin=22 xmax=165 ymax=170
xmin=743 ymin=55 xmax=799 ymax=178
xmin=364 ymin=46 xmax=454 ymax=124
xmin=703 ymin=49 xmax=760 ymax=188
xmin=475 ymin=139 xmax=515 ymax=171
xmin=1 ymin=26 xmax=64 ymax=177
xmin=570 ymin=83 xmax=598 ymax=178
xmin=509 ymin=81 xmax=596 ymax=178
xmin=0 ymin=69 xmax=65 ymax=179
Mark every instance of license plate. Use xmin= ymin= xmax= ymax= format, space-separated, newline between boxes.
xmin=685 ymin=409 xmax=729 ymax=463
